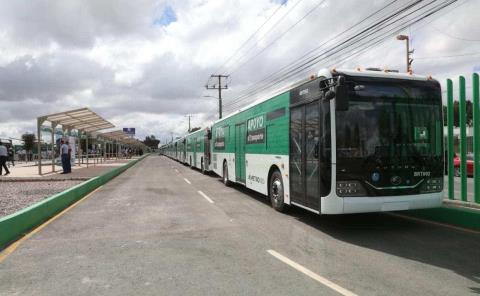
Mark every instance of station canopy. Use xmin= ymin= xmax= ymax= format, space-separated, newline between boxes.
xmin=98 ymin=130 xmax=147 ymax=148
xmin=39 ymin=108 xmax=114 ymax=133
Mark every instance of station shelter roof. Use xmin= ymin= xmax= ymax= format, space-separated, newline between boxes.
xmin=39 ymin=108 xmax=114 ymax=133
xmin=97 ymin=130 xmax=147 ymax=148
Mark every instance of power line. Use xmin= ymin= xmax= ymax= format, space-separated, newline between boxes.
xmin=431 ymin=25 xmax=480 ymax=42
xmin=220 ymin=0 xmax=306 ymax=76
xmin=205 ymin=74 xmax=229 ymax=119
xmin=213 ymin=3 xmax=285 ymax=75
xmin=415 ymin=51 xmax=480 ymax=59
xmin=228 ymin=0 xmax=328 ymax=77
xmin=223 ymin=0 xmax=458 ymax=112
xmin=222 ymin=0 xmax=400 ymax=107
xmin=224 ymin=0 xmax=427 ymax=110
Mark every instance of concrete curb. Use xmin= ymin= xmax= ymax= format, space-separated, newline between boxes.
xmin=399 ymin=205 xmax=480 ymax=231
xmin=0 ymin=155 xmax=148 ymax=251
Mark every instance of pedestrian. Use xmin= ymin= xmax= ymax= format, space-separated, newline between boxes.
xmin=60 ymin=139 xmax=69 ymax=174
xmin=66 ymin=140 xmax=72 ymax=173
xmin=8 ymin=146 xmax=14 ymax=166
xmin=0 ymin=141 xmax=10 ymax=176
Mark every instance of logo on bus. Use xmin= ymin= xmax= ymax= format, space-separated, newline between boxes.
xmin=247 ymin=115 xmax=265 ymax=144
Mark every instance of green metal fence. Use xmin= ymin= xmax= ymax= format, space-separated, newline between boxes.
xmin=446 ymin=73 xmax=480 ymax=204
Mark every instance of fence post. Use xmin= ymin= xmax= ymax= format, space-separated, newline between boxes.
xmin=447 ymin=79 xmax=454 ymax=200
xmin=473 ymin=73 xmax=480 ymax=203
xmin=459 ymin=76 xmax=468 ymax=202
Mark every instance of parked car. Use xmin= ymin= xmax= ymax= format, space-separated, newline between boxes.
xmin=453 ymin=153 xmax=474 ymax=177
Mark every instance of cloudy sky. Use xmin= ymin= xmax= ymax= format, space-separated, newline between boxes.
xmin=0 ymin=0 xmax=479 ymax=143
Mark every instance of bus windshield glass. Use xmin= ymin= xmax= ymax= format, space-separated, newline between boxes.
xmin=336 ymin=77 xmax=442 ymax=163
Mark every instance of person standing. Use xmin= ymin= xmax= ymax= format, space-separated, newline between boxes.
xmin=0 ymin=141 xmax=10 ymax=176
xmin=65 ymin=140 xmax=72 ymax=173
xmin=60 ymin=140 xmax=69 ymax=174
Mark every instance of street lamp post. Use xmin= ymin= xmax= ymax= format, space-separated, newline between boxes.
xmin=396 ymin=34 xmax=414 ymax=73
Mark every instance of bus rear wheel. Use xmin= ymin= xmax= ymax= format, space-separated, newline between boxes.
xmin=223 ymin=162 xmax=231 ymax=186
xmin=269 ymin=170 xmax=287 ymax=212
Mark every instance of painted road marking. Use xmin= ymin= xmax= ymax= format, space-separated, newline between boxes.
xmin=0 ymin=186 xmax=103 ymax=263
xmin=198 ymin=191 xmax=214 ymax=204
xmin=175 ymin=169 xmax=179 ymax=173
xmin=184 ymin=178 xmax=191 ymax=185
xmin=267 ymin=250 xmax=358 ymax=296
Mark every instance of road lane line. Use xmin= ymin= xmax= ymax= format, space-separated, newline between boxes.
xmin=0 ymin=186 xmax=103 ymax=263
xmin=267 ymin=250 xmax=358 ymax=296
xmin=198 ymin=191 xmax=214 ymax=203
xmin=175 ymin=169 xmax=179 ymax=173
xmin=183 ymin=178 xmax=191 ymax=185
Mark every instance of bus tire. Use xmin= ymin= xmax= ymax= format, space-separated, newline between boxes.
xmin=223 ymin=161 xmax=231 ymax=186
xmin=269 ymin=170 xmax=287 ymax=212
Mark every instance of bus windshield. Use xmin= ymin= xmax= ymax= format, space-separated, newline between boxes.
xmin=336 ymin=77 xmax=442 ymax=164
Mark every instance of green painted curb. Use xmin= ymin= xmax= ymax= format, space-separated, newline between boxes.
xmin=400 ymin=205 xmax=480 ymax=231
xmin=0 ymin=155 xmax=148 ymax=251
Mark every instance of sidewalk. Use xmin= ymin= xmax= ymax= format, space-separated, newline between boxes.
xmin=0 ymin=156 xmax=143 ymax=217
xmin=0 ymin=158 xmax=139 ymax=181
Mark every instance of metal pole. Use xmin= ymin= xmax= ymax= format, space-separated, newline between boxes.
xmin=51 ymin=123 xmax=56 ymax=172
xmin=447 ymin=79 xmax=455 ymax=200
xmin=86 ymin=133 xmax=89 ymax=168
xmin=218 ymin=75 xmax=222 ymax=119
xmin=37 ymin=118 xmax=42 ymax=175
xmin=473 ymin=73 xmax=480 ymax=204
xmin=405 ymin=37 xmax=410 ymax=73
xmin=103 ymin=139 xmax=106 ymax=163
xmin=459 ymin=76 xmax=467 ymax=202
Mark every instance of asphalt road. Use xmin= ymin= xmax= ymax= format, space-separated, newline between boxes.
xmin=1 ymin=155 xmax=479 ymax=296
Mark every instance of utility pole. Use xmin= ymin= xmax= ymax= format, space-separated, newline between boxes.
xmin=396 ymin=35 xmax=414 ymax=73
xmin=185 ymin=114 xmax=194 ymax=132
xmin=205 ymin=74 xmax=229 ymax=119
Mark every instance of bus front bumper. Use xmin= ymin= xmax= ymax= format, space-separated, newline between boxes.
xmin=321 ymin=191 xmax=444 ymax=214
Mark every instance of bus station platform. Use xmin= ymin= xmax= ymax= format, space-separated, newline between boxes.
xmin=0 ymin=157 xmax=142 ymax=218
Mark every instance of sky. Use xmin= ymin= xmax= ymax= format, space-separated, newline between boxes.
xmin=0 ymin=0 xmax=479 ymax=144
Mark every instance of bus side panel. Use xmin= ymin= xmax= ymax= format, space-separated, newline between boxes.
xmin=245 ymin=154 xmax=290 ymax=202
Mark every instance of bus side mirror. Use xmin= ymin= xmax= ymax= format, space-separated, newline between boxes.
xmin=335 ymin=76 xmax=348 ymax=111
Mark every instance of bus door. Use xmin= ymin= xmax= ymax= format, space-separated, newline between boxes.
xmin=204 ymin=130 xmax=211 ymax=170
xmin=235 ymin=123 xmax=246 ymax=183
xmin=289 ymin=101 xmax=320 ymax=210
xmin=193 ymin=137 xmax=197 ymax=167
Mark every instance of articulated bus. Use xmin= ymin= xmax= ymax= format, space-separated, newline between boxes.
xmin=163 ymin=68 xmax=444 ymax=214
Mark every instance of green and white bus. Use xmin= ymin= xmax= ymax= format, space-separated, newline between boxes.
xmin=185 ymin=128 xmax=211 ymax=173
xmin=209 ymin=68 xmax=444 ymax=214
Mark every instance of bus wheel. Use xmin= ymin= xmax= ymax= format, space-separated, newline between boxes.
xmin=223 ymin=162 xmax=231 ymax=186
xmin=269 ymin=170 xmax=286 ymax=212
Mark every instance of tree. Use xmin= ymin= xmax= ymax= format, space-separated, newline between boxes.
xmin=143 ymin=135 xmax=160 ymax=149
xmin=22 ymin=133 xmax=35 ymax=152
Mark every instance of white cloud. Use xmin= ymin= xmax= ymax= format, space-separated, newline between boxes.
xmin=0 ymin=0 xmax=479 ymax=142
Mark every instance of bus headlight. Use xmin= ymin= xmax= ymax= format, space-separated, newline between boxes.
xmin=336 ymin=181 xmax=367 ymax=197
xmin=420 ymin=178 xmax=443 ymax=193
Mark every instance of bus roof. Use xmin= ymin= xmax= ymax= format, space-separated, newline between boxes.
xmin=214 ymin=68 xmax=437 ymax=124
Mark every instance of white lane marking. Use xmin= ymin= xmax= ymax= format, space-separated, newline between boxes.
xmin=183 ymin=178 xmax=191 ymax=185
xmin=175 ymin=169 xmax=179 ymax=173
xmin=267 ymin=250 xmax=358 ymax=296
xmin=198 ymin=191 xmax=214 ymax=204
